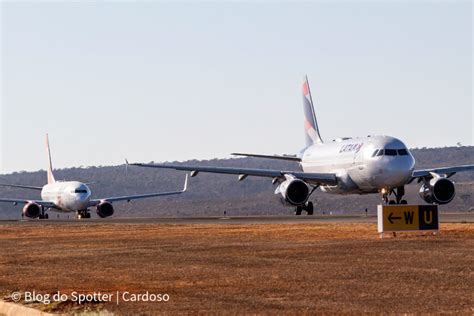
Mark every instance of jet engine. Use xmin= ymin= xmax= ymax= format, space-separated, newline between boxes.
xmin=96 ymin=201 xmax=114 ymax=218
xmin=276 ymin=176 xmax=310 ymax=206
xmin=22 ymin=202 xmax=41 ymax=218
xmin=419 ymin=177 xmax=455 ymax=205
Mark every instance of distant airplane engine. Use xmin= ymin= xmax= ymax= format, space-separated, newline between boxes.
xmin=22 ymin=202 xmax=41 ymax=218
xmin=419 ymin=177 xmax=455 ymax=205
xmin=276 ymin=176 xmax=310 ymax=206
xmin=96 ymin=201 xmax=114 ymax=218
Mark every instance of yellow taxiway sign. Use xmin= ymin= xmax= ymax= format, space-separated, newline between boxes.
xmin=377 ymin=204 xmax=439 ymax=233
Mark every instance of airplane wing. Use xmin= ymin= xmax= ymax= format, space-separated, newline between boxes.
xmin=0 ymin=198 xmax=56 ymax=208
xmin=412 ymin=164 xmax=474 ymax=178
xmin=231 ymin=153 xmax=302 ymax=162
xmin=127 ymin=162 xmax=337 ymax=185
xmin=0 ymin=183 xmax=43 ymax=190
xmin=88 ymin=175 xmax=188 ymax=206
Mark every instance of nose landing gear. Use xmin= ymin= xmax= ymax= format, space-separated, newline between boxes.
xmin=76 ymin=209 xmax=91 ymax=219
xmin=381 ymin=186 xmax=407 ymax=205
xmin=295 ymin=201 xmax=314 ymax=215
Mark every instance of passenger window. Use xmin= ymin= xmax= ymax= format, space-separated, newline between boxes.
xmin=377 ymin=149 xmax=384 ymax=156
xmin=398 ymin=149 xmax=408 ymax=156
xmin=372 ymin=150 xmax=379 ymax=157
xmin=385 ymin=149 xmax=397 ymax=156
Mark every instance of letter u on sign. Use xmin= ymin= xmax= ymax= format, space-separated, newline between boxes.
xmin=418 ymin=205 xmax=439 ymax=230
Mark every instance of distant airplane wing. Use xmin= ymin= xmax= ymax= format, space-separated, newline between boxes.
xmin=412 ymin=164 xmax=474 ymax=178
xmin=0 ymin=198 xmax=56 ymax=208
xmin=128 ymin=162 xmax=337 ymax=186
xmin=231 ymin=153 xmax=302 ymax=162
xmin=88 ymin=175 xmax=188 ymax=206
xmin=0 ymin=183 xmax=43 ymax=190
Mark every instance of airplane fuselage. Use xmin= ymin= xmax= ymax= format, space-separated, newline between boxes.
xmin=300 ymin=135 xmax=415 ymax=194
xmin=41 ymin=181 xmax=92 ymax=212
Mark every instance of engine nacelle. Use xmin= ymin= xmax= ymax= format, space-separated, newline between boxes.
xmin=96 ymin=201 xmax=114 ymax=218
xmin=22 ymin=202 xmax=41 ymax=218
xmin=419 ymin=177 xmax=455 ymax=205
xmin=276 ymin=176 xmax=310 ymax=206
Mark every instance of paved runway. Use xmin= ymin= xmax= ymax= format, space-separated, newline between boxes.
xmin=0 ymin=212 xmax=472 ymax=225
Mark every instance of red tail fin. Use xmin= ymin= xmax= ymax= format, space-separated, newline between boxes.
xmin=46 ymin=134 xmax=56 ymax=184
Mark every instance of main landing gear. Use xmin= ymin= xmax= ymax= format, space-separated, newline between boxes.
xmin=77 ymin=209 xmax=91 ymax=219
xmin=381 ymin=186 xmax=407 ymax=205
xmin=295 ymin=201 xmax=314 ymax=215
xmin=38 ymin=207 xmax=49 ymax=219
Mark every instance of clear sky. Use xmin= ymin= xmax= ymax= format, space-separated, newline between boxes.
xmin=1 ymin=1 xmax=472 ymax=174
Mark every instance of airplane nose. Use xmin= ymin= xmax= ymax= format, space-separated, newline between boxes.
xmin=369 ymin=155 xmax=414 ymax=189
xmin=77 ymin=195 xmax=91 ymax=210
xmin=385 ymin=157 xmax=414 ymax=185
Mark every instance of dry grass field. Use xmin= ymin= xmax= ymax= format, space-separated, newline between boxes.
xmin=0 ymin=221 xmax=473 ymax=314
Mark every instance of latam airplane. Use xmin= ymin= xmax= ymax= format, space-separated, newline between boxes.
xmin=129 ymin=77 xmax=474 ymax=215
xmin=0 ymin=135 xmax=188 ymax=219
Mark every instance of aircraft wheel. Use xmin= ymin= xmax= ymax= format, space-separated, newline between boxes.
xmin=38 ymin=214 xmax=44 ymax=219
xmin=86 ymin=212 xmax=91 ymax=219
xmin=400 ymin=200 xmax=407 ymax=205
xmin=306 ymin=202 xmax=314 ymax=215
xmin=295 ymin=206 xmax=303 ymax=216
xmin=44 ymin=214 xmax=49 ymax=219
xmin=388 ymin=200 xmax=396 ymax=205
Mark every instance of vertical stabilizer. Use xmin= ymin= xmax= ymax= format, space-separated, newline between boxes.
xmin=46 ymin=134 xmax=56 ymax=184
xmin=302 ymin=76 xmax=323 ymax=145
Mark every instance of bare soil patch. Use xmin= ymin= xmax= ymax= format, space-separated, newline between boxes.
xmin=0 ymin=222 xmax=472 ymax=314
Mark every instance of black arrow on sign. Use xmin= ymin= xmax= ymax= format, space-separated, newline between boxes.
xmin=388 ymin=212 xmax=402 ymax=224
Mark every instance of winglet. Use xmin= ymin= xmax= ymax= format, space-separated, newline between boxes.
xmin=183 ymin=174 xmax=189 ymax=192
xmin=46 ymin=134 xmax=56 ymax=184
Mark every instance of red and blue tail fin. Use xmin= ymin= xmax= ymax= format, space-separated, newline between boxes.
xmin=302 ymin=76 xmax=323 ymax=146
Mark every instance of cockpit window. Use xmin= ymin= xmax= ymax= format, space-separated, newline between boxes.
xmin=385 ymin=149 xmax=397 ymax=156
xmin=373 ymin=148 xmax=409 ymax=157
xmin=398 ymin=149 xmax=408 ymax=156
xmin=74 ymin=189 xmax=88 ymax=194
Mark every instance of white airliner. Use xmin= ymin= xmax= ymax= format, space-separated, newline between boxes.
xmin=128 ymin=76 xmax=473 ymax=215
xmin=0 ymin=135 xmax=188 ymax=219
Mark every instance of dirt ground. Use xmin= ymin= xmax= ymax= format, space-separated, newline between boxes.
xmin=0 ymin=222 xmax=473 ymax=314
